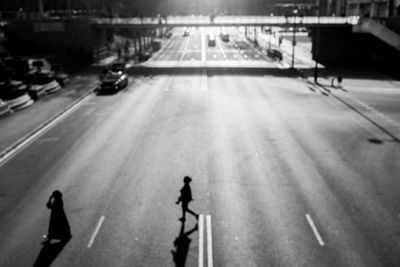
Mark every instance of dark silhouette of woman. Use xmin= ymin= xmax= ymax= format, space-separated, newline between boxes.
xmin=176 ymin=176 xmax=198 ymax=221
xmin=43 ymin=190 xmax=71 ymax=243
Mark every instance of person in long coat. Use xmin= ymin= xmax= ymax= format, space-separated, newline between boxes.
xmin=44 ymin=190 xmax=71 ymax=242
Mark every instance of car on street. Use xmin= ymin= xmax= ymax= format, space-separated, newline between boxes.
xmin=99 ymin=71 xmax=128 ymax=93
xmin=266 ymin=49 xmax=283 ymax=61
xmin=110 ymin=62 xmax=128 ymax=73
xmin=220 ymin=32 xmax=229 ymax=42
xmin=208 ymin=34 xmax=216 ymax=47
xmin=183 ymin=28 xmax=189 ymax=37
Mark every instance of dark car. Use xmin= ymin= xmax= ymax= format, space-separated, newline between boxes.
xmin=220 ymin=32 xmax=229 ymax=42
xmin=100 ymin=71 xmax=128 ymax=93
xmin=266 ymin=49 xmax=283 ymax=61
xmin=208 ymin=34 xmax=216 ymax=47
xmin=183 ymin=28 xmax=189 ymax=37
xmin=110 ymin=62 xmax=127 ymax=73
xmin=138 ymin=51 xmax=152 ymax=62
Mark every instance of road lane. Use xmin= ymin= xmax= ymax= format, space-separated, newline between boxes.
xmin=1 ymin=28 xmax=400 ymax=267
xmin=206 ymin=71 xmax=400 ymax=266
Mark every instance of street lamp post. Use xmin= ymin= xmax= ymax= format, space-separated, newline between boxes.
xmin=291 ymin=7 xmax=299 ymax=69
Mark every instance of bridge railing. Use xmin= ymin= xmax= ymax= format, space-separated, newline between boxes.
xmin=215 ymin=16 xmax=360 ymax=25
xmin=90 ymin=16 xmax=360 ymax=26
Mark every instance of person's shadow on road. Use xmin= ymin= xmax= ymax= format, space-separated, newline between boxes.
xmin=171 ymin=220 xmax=198 ymax=267
xmin=32 ymin=238 xmax=70 ymax=267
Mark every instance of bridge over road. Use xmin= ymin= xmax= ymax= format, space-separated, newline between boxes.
xmin=90 ymin=16 xmax=360 ymax=29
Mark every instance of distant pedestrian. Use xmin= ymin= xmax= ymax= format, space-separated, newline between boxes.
xmin=176 ymin=176 xmax=198 ymax=221
xmin=43 ymin=190 xmax=71 ymax=243
xmin=337 ymin=75 xmax=343 ymax=88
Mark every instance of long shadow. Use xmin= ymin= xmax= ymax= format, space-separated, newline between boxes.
xmin=171 ymin=220 xmax=198 ymax=267
xmin=32 ymin=238 xmax=70 ymax=267
xmin=317 ymin=83 xmax=400 ymax=143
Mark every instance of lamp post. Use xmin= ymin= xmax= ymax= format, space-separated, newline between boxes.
xmin=291 ymin=7 xmax=299 ymax=69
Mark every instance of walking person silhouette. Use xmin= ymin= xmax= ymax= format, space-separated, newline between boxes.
xmin=43 ymin=190 xmax=71 ymax=243
xmin=176 ymin=176 xmax=198 ymax=221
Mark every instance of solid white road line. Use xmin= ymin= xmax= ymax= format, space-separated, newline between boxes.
xmin=206 ymin=215 xmax=213 ymax=267
xmin=87 ymin=215 xmax=105 ymax=248
xmin=201 ymin=70 xmax=208 ymax=91
xmin=0 ymin=92 xmax=95 ymax=167
xmin=306 ymin=214 xmax=325 ymax=247
xmin=198 ymin=214 xmax=204 ymax=267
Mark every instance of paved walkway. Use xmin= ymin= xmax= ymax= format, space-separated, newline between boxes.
xmin=0 ymin=71 xmax=100 ymax=158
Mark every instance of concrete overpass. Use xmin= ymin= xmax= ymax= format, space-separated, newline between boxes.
xmin=90 ymin=16 xmax=360 ymax=29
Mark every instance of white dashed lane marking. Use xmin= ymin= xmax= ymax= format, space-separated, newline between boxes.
xmin=87 ymin=216 xmax=105 ymax=248
xmin=306 ymin=214 xmax=325 ymax=247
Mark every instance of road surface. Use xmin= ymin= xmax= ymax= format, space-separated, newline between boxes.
xmin=1 ymin=27 xmax=400 ymax=267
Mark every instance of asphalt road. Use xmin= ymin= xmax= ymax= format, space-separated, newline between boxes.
xmin=1 ymin=28 xmax=400 ymax=267
xmin=151 ymin=27 xmax=274 ymax=64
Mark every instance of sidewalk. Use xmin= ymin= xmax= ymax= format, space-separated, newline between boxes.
xmin=0 ymin=66 xmax=101 ymax=160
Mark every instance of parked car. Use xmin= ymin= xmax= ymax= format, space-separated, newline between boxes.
xmin=99 ymin=71 xmax=128 ymax=93
xmin=266 ymin=49 xmax=283 ymax=61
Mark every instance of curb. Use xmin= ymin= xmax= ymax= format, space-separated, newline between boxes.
xmin=0 ymin=86 xmax=98 ymax=165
